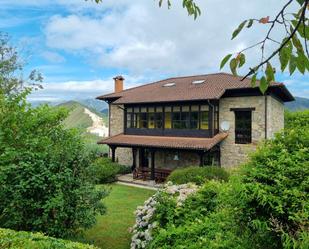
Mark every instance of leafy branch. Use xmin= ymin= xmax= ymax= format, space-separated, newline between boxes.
xmin=220 ymin=0 xmax=309 ymax=93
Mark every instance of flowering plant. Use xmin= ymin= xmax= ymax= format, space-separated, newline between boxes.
xmin=130 ymin=182 xmax=198 ymax=249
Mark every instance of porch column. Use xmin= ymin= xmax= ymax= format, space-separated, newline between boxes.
xmin=132 ymin=148 xmax=137 ymax=170
xmin=199 ymin=151 xmax=204 ymax=167
xmin=110 ymin=146 xmax=116 ymax=162
xmin=150 ymin=150 xmax=155 ymax=180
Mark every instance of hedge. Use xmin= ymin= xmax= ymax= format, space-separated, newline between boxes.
xmin=0 ymin=228 xmax=99 ymax=249
xmin=167 ymin=166 xmax=229 ymax=185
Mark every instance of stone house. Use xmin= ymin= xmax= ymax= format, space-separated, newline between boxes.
xmin=96 ymin=73 xmax=293 ymax=180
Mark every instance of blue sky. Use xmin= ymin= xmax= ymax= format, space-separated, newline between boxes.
xmin=0 ymin=0 xmax=308 ymax=102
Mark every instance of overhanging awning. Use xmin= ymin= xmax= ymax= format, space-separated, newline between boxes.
xmin=98 ymin=133 xmax=228 ymax=151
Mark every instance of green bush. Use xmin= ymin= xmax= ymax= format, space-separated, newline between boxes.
xmin=237 ymin=127 xmax=309 ymax=248
xmin=285 ymin=109 xmax=309 ymax=130
xmin=0 ymin=91 xmax=108 ymax=238
xmin=167 ymin=166 xmax=229 ymax=185
xmin=135 ymin=125 xmax=309 ymax=249
xmin=0 ymin=228 xmax=99 ymax=249
xmin=89 ymin=157 xmax=131 ymax=184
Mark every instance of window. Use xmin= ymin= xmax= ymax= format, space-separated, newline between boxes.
xmin=203 ymin=148 xmax=220 ymax=166
xmin=125 ymin=104 xmax=212 ymax=131
xmin=214 ymin=105 xmax=219 ymax=130
xmin=235 ymin=111 xmax=252 ymax=144
xmin=200 ymin=105 xmax=209 ymax=130
xmin=190 ymin=105 xmax=199 ymax=129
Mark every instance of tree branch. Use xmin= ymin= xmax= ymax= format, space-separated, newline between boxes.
xmin=241 ymin=0 xmax=308 ymax=80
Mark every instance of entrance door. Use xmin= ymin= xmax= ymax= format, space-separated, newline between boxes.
xmin=139 ymin=148 xmax=149 ymax=168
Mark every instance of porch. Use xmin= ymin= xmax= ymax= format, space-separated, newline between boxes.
xmin=98 ymin=133 xmax=228 ymax=182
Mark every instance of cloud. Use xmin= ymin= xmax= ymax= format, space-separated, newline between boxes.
xmin=28 ymin=75 xmax=142 ymax=102
xmin=41 ymin=51 xmax=65 ymax=63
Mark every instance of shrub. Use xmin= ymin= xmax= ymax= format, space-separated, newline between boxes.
xmin=0 ymin=91 xmax=108 ymax=238
xmin=89 ymin=157 xmax=131 ymax=184
xmin=238 ymin=127 xmax=309 ymax=248
xmin=0 ymin=228 xmax=99 ymax=249
xmin=167 ymin=166 xmax=229 ymax=185
xmin=285 ymin=109 xmax=309 ymax=130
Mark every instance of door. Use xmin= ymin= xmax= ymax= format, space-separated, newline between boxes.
xmin=139 ymin=148 xmax=149 ymax=168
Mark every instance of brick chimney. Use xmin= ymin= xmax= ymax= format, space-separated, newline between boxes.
xmin=113 ymin=75 xmax=124 ymax=93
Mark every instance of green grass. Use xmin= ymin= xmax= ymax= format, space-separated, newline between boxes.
xmin=81 ymin=184 xmax=155 ymax=249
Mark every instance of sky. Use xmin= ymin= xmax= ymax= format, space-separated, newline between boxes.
xmin=0 ymin=0 xmax=308 ymax=103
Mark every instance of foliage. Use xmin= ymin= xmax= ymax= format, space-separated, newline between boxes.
xmin=0 ymin=32 xmax=42 ymax=95
xmin=131 ymin=125 xmax=309 ymax=248
xmin=285 ymin=109 xmax=309 ymax=130
xmin=0 ymin=228 xmax=99 ymax=249
xmin=131 ymin=182 xmax=198 ymax=249
xmin=238 ymin=127 xmax=309 ymax=248
xmin=89 ymin=157 xmax=131 ymax=184
xmin=167 ymin=166 xmax=229 ymax=185
xmin=0 ymin=90 xmax=108 ymax=238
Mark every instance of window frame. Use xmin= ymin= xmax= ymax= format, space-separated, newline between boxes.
xmin=232 ymin=108 xmax=254 ymax=144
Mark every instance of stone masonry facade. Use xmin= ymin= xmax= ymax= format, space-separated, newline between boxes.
xmin=108 ymin=95 xmax=284 ymax=168
xmin=109 ymin=103 xmax=132 ymax=166
xmin=219 ymin=95 xmax=284 ymax=168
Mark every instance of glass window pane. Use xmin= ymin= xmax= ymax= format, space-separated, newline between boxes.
xmin=156 ymin=107 xmax=163 ymax=112
xmin=148 ymin=107 xmax=155 ymax=113
xmin=141 ymin=107 xmax=147 ymax=113
xmin=165 ymin=106 xmax=171 ymax=112
xmin=201 ymin=105 xmax=209 ymax=111
xmin=173 ymin=106 xmax=180 ymax=112
xmin=200 ymin=111 xmax=209 ymax=129
xmin=155 ymin=113 xmax=163 ymax=128
xmin=134 ymin=107 xmax=140 ymax=113
xmin=126 ymin=113 xmax=132 ymax=128
xmin=182 ymin=106 xmax=189 ymax=112
xmin=181 ymin=112 xmax=190 ymax=129
xmin=148 ymin=113 xmax=155 ymax=129
xmin=191 ymin=112 xmax=199 ymax=129
xmin=127 ymin=107 xmax=133 ymax=112
xmin=165 ymin=112 xmax=171 ymax=129
xmin=191 ymin=105 xmax=199 ymax=111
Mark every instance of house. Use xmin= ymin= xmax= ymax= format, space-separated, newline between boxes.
xmin=96 ymin=73 xmax=294 ymax=180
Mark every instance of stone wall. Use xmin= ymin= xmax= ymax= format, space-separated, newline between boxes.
xmin=109 ymin=103 xmax=132 ymax=166
xmin=155 ymin=150 xmax=200 ymax=169
xmin=219 ymin=95 xmax=284 ymax=168
xmin=267 ymin=96 xmax=284 ymax=138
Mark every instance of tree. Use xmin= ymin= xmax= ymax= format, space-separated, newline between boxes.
xmin=0 ymin=90 xmax=108 ymax=238
xmin=0 ymin=32 xmax=42 ymax=95
xmin=0 ymin=33 xmax=107 ymax=238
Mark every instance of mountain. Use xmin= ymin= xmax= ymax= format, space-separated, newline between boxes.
xmin=78 ymin=99 xmax=108 ymax=114
xmin=285 ymin=97 xmax=309 ymax=111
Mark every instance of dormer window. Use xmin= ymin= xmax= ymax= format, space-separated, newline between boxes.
xmin=163 ymin=82 xmax=176 ymax=87
xmin=192 ymin=80 xmax=205 ymax=84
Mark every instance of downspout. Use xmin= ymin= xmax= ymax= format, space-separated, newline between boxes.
xmin=264 ymin=95 xmax=267 ymax=139
xmin=207 ymin=100 xmax=215 ymax=137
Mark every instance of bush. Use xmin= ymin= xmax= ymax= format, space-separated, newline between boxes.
xmin=167 ymin=166 xmax=229 ymax=185
xmin=237 ymin=127 xmax=309 ymax=248
xmin=131 ymin=126 xmax=309 ymax=249
xmin=0 ymin=228 xmax=99 ymax=249
xmin=89 ymin=157 xmax=131 ymax=184
xmin=0 ymin=91 xmax=108 ymax=238
xmin=285 ymin=109 xmax=309 ymax=130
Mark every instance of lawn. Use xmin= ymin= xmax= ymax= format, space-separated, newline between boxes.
xmin=81 ymin=184 xmax=155 ymax=249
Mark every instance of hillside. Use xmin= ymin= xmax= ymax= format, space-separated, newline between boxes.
xmin=58 ymin=101 xmax=109 ymax=153
xmin=285 ymin=96 xmax=309 ymax=111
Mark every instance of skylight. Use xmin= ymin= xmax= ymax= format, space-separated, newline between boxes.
xmin=163 ymin=82 xmax=176 ymax=87
xmin=192 ymin=80 xmax=205 ymax=84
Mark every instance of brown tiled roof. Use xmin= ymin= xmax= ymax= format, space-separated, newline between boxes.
xmin=96 ymin=73 xmax=294 ymax=104
xmin=98 ymin=133 xmax=228 ymax=151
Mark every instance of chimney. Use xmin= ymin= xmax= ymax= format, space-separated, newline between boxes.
xmin=113 ymin=75 xmax=124 ymax=93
